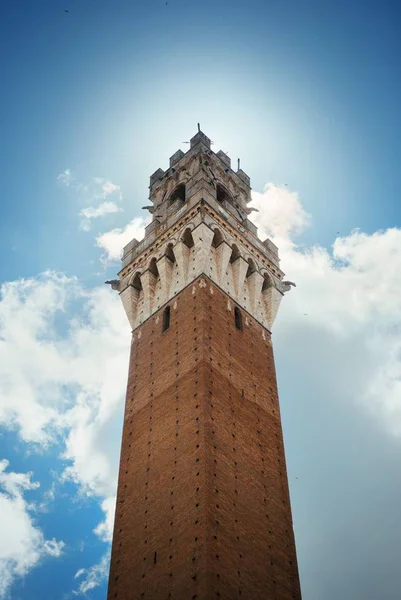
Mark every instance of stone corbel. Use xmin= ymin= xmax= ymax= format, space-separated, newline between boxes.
xmin=140 ymin=271 xmax=157 ymax=319
xmin=231 ymin=256 xmax=249 ymax=297
xmin=120 ymin=285 xmax=140 ymax=329
xmin=156 ymin=255 xmax=174 ymax=303
xmin=191 ymin=223 xmax=215 ymax=278
xmin=247 ymin=271 xmax=264 ymax=314
xmin=263 ymin=285 xmax=283 ymax=330
xmin=214 ymin=241 xmax=232 ymax=284
xmin=173 ymin=240 xmax=190 ymax=287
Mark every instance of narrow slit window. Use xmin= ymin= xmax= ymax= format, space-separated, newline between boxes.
xmin=234 ymin=307 xmax=242 ymax=331
xmin=163 ymin=306 xmax=171 ymax=332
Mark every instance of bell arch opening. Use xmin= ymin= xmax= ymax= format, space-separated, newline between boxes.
xmin=168 ymin=183 xmax=186 ymax=205
xmin=216 ymin=183 xmax=232 ymax=203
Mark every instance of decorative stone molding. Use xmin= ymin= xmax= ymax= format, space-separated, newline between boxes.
xmin=114 ymin=210 xmax=293 ymax=332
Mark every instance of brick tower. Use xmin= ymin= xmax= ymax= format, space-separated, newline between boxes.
xmin=107 ymin=129 xmax=301 ymax=600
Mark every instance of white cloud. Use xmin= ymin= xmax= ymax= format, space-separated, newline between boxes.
xmin=57 ymin=171 xmax=122 ymax=231
xmin=79 ymin=201 xmax=122 ymax=232
xmin=0 ymin=460 xmax=64 ymax=598
xmin=57 ymin=169 xmax=74 ymax=187
xmin=250 ymin=184 xmax=401 ymax=437
xmin=93 ymin=178 xmax=120 ymax=197
xmin=0 ymin=272 xmax=129 ymax=594
xmin=73 ymin=553 xmax=110 ymax=595
xmin=96 ymin=216 xmax=150 ymax=264
xmin=0 ymin=271 xmax=129 ymax=485
xmin=250 ymin=182 xmax=311 ymax=245
xmin=93 ymin=496 xmax=116 ymax=542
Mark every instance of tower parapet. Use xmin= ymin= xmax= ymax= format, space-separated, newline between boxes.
xmin=113 ymin=129 xmax=293 ymax=332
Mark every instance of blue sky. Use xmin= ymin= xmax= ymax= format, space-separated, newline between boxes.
xmin=1 ymin=0 xmax=401 ymax=598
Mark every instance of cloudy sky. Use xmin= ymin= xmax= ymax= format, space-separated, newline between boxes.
xmin=1 ymin=0 xmax=401 ymax=598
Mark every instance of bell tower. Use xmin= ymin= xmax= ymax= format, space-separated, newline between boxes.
xmin=107 ymin=129 xmax=301 ymax=600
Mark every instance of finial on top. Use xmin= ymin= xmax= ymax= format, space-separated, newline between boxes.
xmin=197 ymin=123 xmax=201 ymax=132
xmin=237 ymin=158 xmax=241 ymax=170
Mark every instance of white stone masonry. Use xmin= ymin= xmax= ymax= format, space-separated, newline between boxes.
xmin=117 ymin=206 xmax=290 ymax=332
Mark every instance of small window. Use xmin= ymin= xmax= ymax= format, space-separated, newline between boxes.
xmin=163 ymin=306 xmax=171 ymax=332
xmin=234 ymin=307 xmax=242 ymax=331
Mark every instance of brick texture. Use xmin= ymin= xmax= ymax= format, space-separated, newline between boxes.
xmin=107 ymin=277 xmax=302 ymax=600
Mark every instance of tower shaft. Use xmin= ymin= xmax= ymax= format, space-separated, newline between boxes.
xmin=107 ymin=130 xmax=301 ymax=600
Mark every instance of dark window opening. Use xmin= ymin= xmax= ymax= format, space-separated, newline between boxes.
xmin=182 ymin=228 xmax=195 ymax=249
xmin=149 ymin=258 xmax=159 ymax=278
xmin=212 ymin=229 xmax=224 ymax=248
xmin=234 ymin=307 xmax=243 ymax=330
xmin=262 ymin=274 xmax=272 ymax=291
xmin=246 ymin=259 xmax=256 ymax=277
xmin=165 ymin=243 xmax=176 ymax=263
xmin=154 ymin=551 xmax=157 ymax=565
xmin=163 ymin=306 xmax=171 ymax=332
xmin=216 ymin=184 xmax=232 ymax=203
xmin=168 ymin=184 xmax=186 ymax=205
xmin=132 ymin=272 xmax=142 ymax=291
xmin=230 ymin=245 xmax=240 ymax=264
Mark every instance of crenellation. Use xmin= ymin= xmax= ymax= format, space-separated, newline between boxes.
xmin=236 ymin=168 xmax=251 ymax=187
xmin=149 ymin=167 xmax=164 ymax=187
xmin=190 ymin=130 xmax=211 ymax=149
xmin=169 ymin=149 xmax=184 ymax=167
xmin=216 ymin=149 xmax=231 ymax=168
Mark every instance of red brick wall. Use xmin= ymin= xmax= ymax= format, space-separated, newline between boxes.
xmin=108 ymin=277 xmax=302 ymax=600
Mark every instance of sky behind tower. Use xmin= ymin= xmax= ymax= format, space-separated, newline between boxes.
xmin=1 ymin=0 xmax=401 ymax=598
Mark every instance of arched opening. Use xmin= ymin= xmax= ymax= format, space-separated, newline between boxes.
xmin=132 ymin=272 xmax=142 ymax=292
xmin=163 ymin=305 xmax=171 ymax=332
xmin=234 ymin=307 xmax=243 ymax=331
xmin=216 ymin=184 xmax=232 ymax=203
xmin=246 ymin=258 xmax=256 ymax=277
xmin=165 ymin=243 xmax=176 ymax=263
xmin=149 ymin=257 xmax=159 ymax=278
xmin=182 ymin=228 xmax=195 ymax=249
xmin=168 ymin=183 xmax=186 ymax=205
xmin=262 ymin=273 xmax=272 ymax=291
xmin=212 ymin=228 xmax=224 ymax=248
xmin=229 ymin=244 xmax=241 ymax=263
